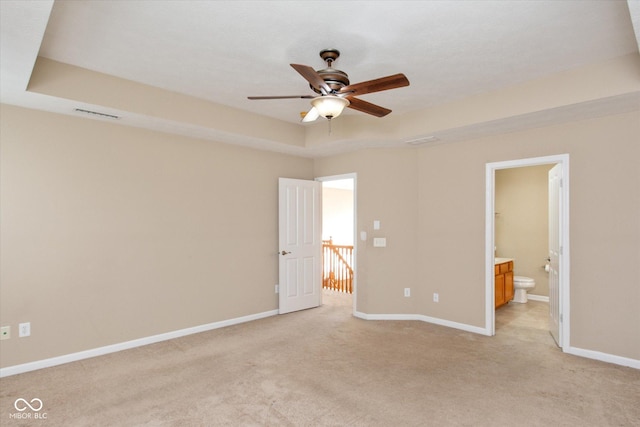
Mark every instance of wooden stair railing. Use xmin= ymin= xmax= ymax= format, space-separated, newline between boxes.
xmin=322 ymin=239 xmax=354 ymax=294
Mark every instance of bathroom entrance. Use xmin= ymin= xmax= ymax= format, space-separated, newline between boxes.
xmin=485 ymin=155 xmax=569 ymax=349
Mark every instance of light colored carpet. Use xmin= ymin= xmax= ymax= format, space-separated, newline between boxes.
xmin=1 ymin=291 xmax=639 ymax=426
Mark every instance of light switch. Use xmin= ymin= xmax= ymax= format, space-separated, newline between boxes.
xmin=373 ymin=220 xmax=380 ymax=230
xmin=373 ymin=237 xmax=386 ymax=247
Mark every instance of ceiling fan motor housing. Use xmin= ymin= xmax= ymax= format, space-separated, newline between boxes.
xmin=313 ymin=68 xmax=350 ymax=93
xmin=311 ymin=48 xmax=350 ymax=93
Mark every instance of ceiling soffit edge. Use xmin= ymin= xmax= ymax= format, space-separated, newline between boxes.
xmin=14 ymin=53 xmax=640 ymax=158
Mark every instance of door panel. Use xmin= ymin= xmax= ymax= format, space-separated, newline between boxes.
xmin=549 ymin=164 xmax=562 ymax=346
xmin=303 ymin=257 xmax=314 ymax=294
xmin=285 ymin=258 xmax=298 ymax=297
xmin=278 ymin=178 xmax=322 ymax=314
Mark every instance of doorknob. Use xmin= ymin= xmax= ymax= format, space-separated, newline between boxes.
xmin=280 ymin=250 xmax=291 ymax=256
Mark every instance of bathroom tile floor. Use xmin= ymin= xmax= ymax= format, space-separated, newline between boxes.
xmin=496 ymin=299 xmax=549 ymax=331
xmin=495 ymin=299 xmax=558 ymax=348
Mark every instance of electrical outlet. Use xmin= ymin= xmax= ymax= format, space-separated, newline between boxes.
xmin=275 ymin=284 xmax=279 ymax=294
xmin=404 ymin=288 xmax=410 ymax=297
xmin=433 ymin=293 xmax=439 ymax=302
xmin=1 ymin=326 xmax=10 ymax=340
xmin=19 ymin=322 xmax=30 ymax=338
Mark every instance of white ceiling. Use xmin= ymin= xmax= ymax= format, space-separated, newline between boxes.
xmin=1 ymin=1 xmax=639 ymax=155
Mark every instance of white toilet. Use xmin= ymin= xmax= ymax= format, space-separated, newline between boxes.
xmin=513 ymin=276 xmax=535 ymax=303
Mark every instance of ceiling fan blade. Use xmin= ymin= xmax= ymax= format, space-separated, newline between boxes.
xmin=339 ymin=73 xmax=409 ymax=96
xmin=346 ymin=97 xmax=392 ymax=117
xmin=248 ymin=95 xmax=315 ymax=100
xmin=301 ymin=107 xmax=320 ymax=123
xmin=290 ymin=64 xmax=331 ymax=94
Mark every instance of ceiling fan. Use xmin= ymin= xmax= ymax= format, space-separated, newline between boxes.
xmin=248 ymin=49 xmax=410 ymax=122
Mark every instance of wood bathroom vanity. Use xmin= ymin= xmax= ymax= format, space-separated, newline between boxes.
xmin=495 ymin=258 xmax=514 ymax=308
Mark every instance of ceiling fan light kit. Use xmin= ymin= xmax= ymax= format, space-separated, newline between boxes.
xmin=310 ymin=95 xmax=350 ymax=120
xmin=248 ymin=48 xmax=409 ymax=122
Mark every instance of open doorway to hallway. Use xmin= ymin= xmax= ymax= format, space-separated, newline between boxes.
xmin=318 ymin=174 xmax=356 ymax=312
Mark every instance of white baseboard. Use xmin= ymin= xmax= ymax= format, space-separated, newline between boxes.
xmin=527 ymin=294 xmax=550 ymax=302
xmin=5 ymin=308 xmax=636 ymax=377
xmin=354 ymin=311 xmax=639 ymax=370
xmin=565 ymin=346 xmax=640 ymax=369
xmin=354 ymin=311 xmax=491 ymax=336
xmin=0 ymin=309 xmax=279 ymax=378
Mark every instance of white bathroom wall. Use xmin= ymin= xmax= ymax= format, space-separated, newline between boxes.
xmin=495 ymin=165 xmax=552 ymax=297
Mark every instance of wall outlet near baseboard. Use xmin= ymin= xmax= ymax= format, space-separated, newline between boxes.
xmin=0 ymin=326 xmax=10 ymax=340
xmin=433 ymin=293 xmax=439 ymax=302
xmin=19 ymin=322 xmax=31 ymax=337
xmin=404 ymin=288 xmax=410 ymax=297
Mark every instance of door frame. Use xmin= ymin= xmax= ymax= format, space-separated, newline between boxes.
xmin=316 ymin=173 xmax=357 ymax=316
xmin=485 ymin=154 xmax=570 ymax=351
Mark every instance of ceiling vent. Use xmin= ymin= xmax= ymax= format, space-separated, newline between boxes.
xmin=74 ymin=108 xmax=120 ymax=120
xmin=405 ymin=135 xmax=440 ymax=146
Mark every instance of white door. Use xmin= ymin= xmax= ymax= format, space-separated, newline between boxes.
xmin=548 ymin=164 xmax=562 ymax=346
xmin=278 ymin=178 xmax=322 ymax=314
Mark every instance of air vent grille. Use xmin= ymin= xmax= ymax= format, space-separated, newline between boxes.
xmin=74 ymin=108 xmax=120 ymax=120
xmin=405 ymin=135 xmax=440 ymax=146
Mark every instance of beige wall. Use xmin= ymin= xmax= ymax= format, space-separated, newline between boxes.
xmin=2 ymin=105 xmax=639 ymax=369
xmin=431 ymin=111 xmax=639 ymax=358
xmin=0 ymin=105 xmax=312 ymax=368
xmin=315 ymin=149 xmax=420 ymax=315
xmin=496 ymin=165 xmax=552 ymax=297
xmin=317 ymin=110 xmax=640 ymax=360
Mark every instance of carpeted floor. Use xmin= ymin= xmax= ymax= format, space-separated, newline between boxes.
xmin=1 ymin=291 xmax=639 ymax=426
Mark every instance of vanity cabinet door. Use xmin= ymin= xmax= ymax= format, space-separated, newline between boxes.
xmin=495 ymin=273 xmax=505 ymax=307
xmin=504 ymin=271 xmax=514 ymax=302
xmin=495 ymin=261 xmax=514 ymax=308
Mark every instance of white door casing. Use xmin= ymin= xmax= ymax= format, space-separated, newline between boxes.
xmin=485 ymin=154 xmax=569 ymax=351
xmin=278 ymin=178 xmax=322 ymax=314
xmin=548 ymin=163 xmax=562 ymax=346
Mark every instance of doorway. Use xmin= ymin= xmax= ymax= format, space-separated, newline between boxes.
xmin=485 ymin=155 xmax=570 ymax=351
xmin=317 ymin=173 xmax=357 ymax=315
xmin=495 ymin=165 xmax=552 ymax=303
